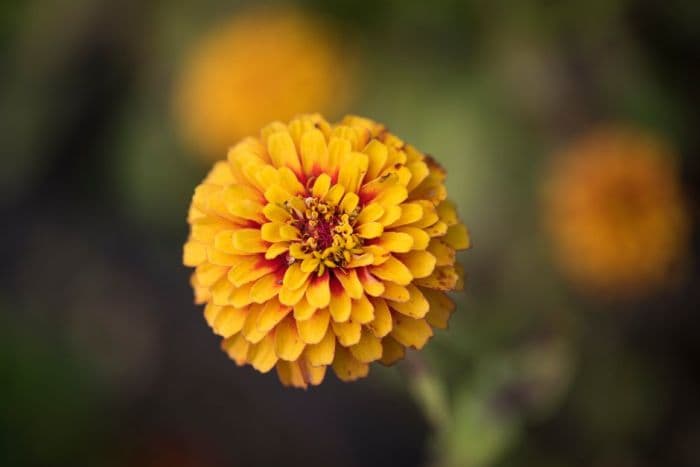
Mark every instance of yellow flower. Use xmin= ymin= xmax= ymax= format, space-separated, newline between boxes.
xmin=543 ymin=126 xmax=689 ymax=298
xmin=183 ymin=114 xmax=470 ymax=388
xmin=173 ymin=8 xmax=353 ymax=161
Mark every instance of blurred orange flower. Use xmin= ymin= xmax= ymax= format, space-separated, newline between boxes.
xmin=543 ymin=126 xmax=690 ymax=298
xmin=173 ymin=8 xmax=354 ymax=161
xmin=183 ymin=114 xmax=470 ymax=388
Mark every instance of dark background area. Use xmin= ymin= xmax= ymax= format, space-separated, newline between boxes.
xmin=2 ymin=1 xmax=699 ymax=466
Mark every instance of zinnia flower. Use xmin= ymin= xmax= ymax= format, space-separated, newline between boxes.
xmin=173 ymin=8 xmax=353 ymax=161
xmin=543 ymin=126 xmax=689 ymax=297
xmin=183 ymin=114 xmax=470 ymax=387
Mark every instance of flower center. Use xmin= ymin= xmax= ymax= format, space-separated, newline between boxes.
xmin=285 ymin=195 xmax=362 ymax=273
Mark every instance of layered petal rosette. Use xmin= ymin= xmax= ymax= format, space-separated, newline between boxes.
xmin=184 ymin=114 xmax=470 ymax=387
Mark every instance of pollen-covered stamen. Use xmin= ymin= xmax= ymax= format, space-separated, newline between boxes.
xmin=285 ymin=195 xmax=362 ymax=273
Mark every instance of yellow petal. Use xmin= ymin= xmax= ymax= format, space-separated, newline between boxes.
xmin=293 ymin=297 xmax=317 ymax=321
xmin=232 ymin=229 xmax=268 ymax=254
xmin=262 ymin=203 xmax=291 ymax=222
xmin=376 ymin=232 xmax=414 ymax=253
xmin=357 ymin=267 xmax=385 ymax=297
xmin=300 ymin=357 xmax=327 ymax=386
xmin=227 ymin=256 xmax=277 ymax=287
xmin=212 ymin=306 xmax=247 ymax=337
xmin=395 ymin=226 xmax=430 ymax=250
xmin=350 ymin=328 xmax=383 ymax=363
xmin=249 ymin=333 xmax=278 ymax=373
xmin=389 ymin=202 xmax=424 ymax=228
xmin=379 ymin=336 xmax=405 ymax=365
xmin=436 ymin=200 xmax=459 ymax=226
xmin=224 ymin=186 xmax=266 ymax=223
xmin=195 ymin=263 xmax=227 ymax=287
xmin=331 ymin=319 xmax=362 ymax=346
xmin=340 ymin=192 xmax=360 ymax=213
xmin=207 ymin=246 xmax=241 ymax=267
xmin=324 ymin=183 xmax=345 ymax=206
xmin=256 ymin=299 xmax=291 ymax=334
xmin=230 ymin=281 xmax=254 ymax=308
xmin=267 ymin=131 xmax=302 ymax=176
xmin=427 ymin=238 xmax=456 ymax=266
xmin=356 ymin=222 xmax=383 ymax=239
xmin=312 ymin=173 xmax=331 ymax=198
xmin=275 ymin=360 xmax=306 ymax=389
xmin=391 ymin=315 xmax=433 ymax=349
xmin=443 ymin=223 xmax=471 ymax=250
xmin=241 ymin=303 xmax=267 ymax=344
xmin=382 ymin=282 xmax=410 ymax=302
xmin=389 ymin=284 xmax=429 ymax=318
xmin=425 ymin=221 xmax=448 ymax=237
xmin=297 ymin=309 xmax=330 ymax=344
xmin=378 ymin=205 xmax=402 ymax=226
xmin=204 ymin=302 xmax=223 ymax=327
xmin=265 ymin=242 xmax=289 ymax=260
xmin=337 ymin=152 xmax=368 ymax=194
xmin=371 ymin=256 xmax=413 ymax=285
xmin=414 ymin=266 xmax=459 ymax=291
xmin=283 ymin=263 xmax=313 ymax=290
xmin=367 ymin=298 xmax=393 ymax=338
xmin=306 ymin=272 xmax=331 ymax=309
xmin=356 ymin=203 xmax=384 ymax=224
xmin=306 ymin=328 xmax=336 ymax=366
xmin=221 ymin=334 xmax=250 ymax=366
xmin=396 ymin=250 xmax=437 ymax=278
xmin=423 ymin=288 xmax=455 ymax=329
xmin=332 ymin=346 xmax=369 ymax=382
xmin=274 ymin=317 xmax=305 ymax=361
xmin=250 ymin=272 xmax=283 ymax=304
xmin=334 ymin=269 xmax=363 ymax=299
xmin=351 ymin=294 xmax=375 ymax=324
xmin=374 ymin=184 xmax=408 ymax=207
xmin=405 ymin=160 xmax=429 ymax=192
xmin=329 ymin=282 xmax=352 ymax=322
xmin=211 ymin=276 xmax=235 ymax=306
xmin=300 ymin=128 xmax=328 ymax=176
xmin=326 ymin=136 xmax=351 ymax=177
xmin=183 ymin=241 xmax=207 ymax=266
xmin=364 ymin=139 xmax=389 ymax=181
xmin=279 ymin=278 xmax=310 ymax=306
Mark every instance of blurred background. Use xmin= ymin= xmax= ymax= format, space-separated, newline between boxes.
xmin=1 ymin=0 xmax=699 ymax=466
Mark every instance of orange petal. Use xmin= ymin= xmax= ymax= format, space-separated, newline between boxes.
xmin=357 ymin=267 xmax=385 ymax=297
xmin=332 ymin=346 xmax=369 ymax=382
xmin=423 ymin=288 xmax=455 ymax=329
xmin=371 ymin=256 xmax=413 ymax=285
xmin=350 ymin=328 xmax=383 ymax=363
xmin=396 ymin=250 xmax=437 ymax=278
xmin=367 ymin=298 xmax=393 ymax=338
xmin=249 ymin=333 xmax=278 ymax=372
xmin=256 ymin=299 xmax=291 ymax=334
xmin=388 ymin=284 xmax=429 ymax=319
xmin=183 ymin=241 xmax=207 ymax=266
xmin=293 ymin=297 xmax=317 ymax=321
xmin=356 ymin=222 xmax=383 ymax=239
xmin=283 ymin=263 xmax=313 ymax=290
xmin=267 ymin=130 xmax=302 ymax=176
xmin=329 ymin=278 xmax=352 ymax=322
xmin=300 ymin=128 xmax=328 ymax=175
xmin=443 ymin=223 xmax=471 ymax=250
xmin=241 ymin=304 xmax=267 ymax=344
xmin=379 ymin=336 xmax=406 ymax=365
xmin=250 ymin=271 xmax=283 ymax=304
xmin=350 ymin=294 xmax=375 ymax=324
xmin=382 ymin=282 xmax=410 ymax=302
xmin=274 ymin=317 xmax=305 ymax=361
xmin=331 ymin=319 xmax=362 ymax=346
xmin=334 ymin=269 xmax=363 ymax=299
xmin=211 ymin=306 xmax=247 ymax=337
xmin=306 ymin=272 xmax=331 ymax=309
xmin=391 ymin=315 xmax=433 ymax=349
xmin=394 ymin=226 xmax=430 ymax=250
xmin=297 ymin=309 xmax=330 ymax=344
xmin=376 ymin=232 xmax=414 ymax=253
xmin=305 ymin=327 xmax=336 ymax=366
xmin=221 ymin=333 xmax=250 ymax=366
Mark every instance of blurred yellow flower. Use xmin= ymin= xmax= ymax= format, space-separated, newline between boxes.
xmin=183 ymin=114 xmax=470 ymax=388
xmin=173 ymin=8 xmax=354 ymax=161
xmin=543 ymin=127 xmax=689 ymax=298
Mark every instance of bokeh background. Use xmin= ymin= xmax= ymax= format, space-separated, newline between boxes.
xmin=2 ymin=1 xmax=699 ymax=466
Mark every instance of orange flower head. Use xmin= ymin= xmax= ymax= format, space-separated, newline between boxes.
xmin=173 ymin=8 xmax=353 ymax=161
xmin=543 ymin=126 xmax=689 ymax=298
xmin=183 ymin=114 xmax=470 ymax=387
